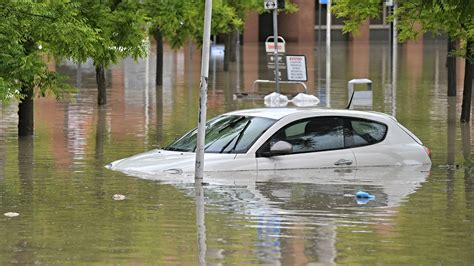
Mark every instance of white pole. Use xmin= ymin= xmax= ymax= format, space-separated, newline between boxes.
xmin=318 ymin=3 xmax=322 ymax=96
xmin=195 ymin=0 xmax=213 ymax=181
xmin=391 ymin=1 xmax=397 ymax=116
xmin=273 ymin=9 xmax=280 ymax=93
xmin=326 ymin=0 xmax=331 ymax=107
xmin=195 ymin=181 xmax=207 ymax=265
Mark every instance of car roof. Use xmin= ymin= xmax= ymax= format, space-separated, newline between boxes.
xmin=224 ymin=107 xmax=395 ymax=122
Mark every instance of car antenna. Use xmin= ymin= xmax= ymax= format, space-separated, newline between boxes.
xmin=346 ymin=89 xmax=355 ymax=109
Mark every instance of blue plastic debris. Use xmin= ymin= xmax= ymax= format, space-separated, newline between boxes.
xmin=356 ymin=191 xmax=373 ymax=198
xmin=355 ymin=191 xmax=375 ymax=205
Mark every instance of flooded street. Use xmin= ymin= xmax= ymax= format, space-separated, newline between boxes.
xmin=0 ymin=40 xmax=473 ymax=264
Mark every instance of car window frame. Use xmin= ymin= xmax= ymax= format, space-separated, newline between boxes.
xmin=256 ymin=115 xmax=388 ymax=157
xmin=342 ymin=116 xmax=388 ymax=149
xmin=257 ymin=116 xmax=347 ymax=157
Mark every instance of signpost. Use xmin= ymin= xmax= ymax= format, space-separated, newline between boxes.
xmin=264 ymin=37 xmax=307 ymax=83
xmin=264 ymin=0 xmax=281 ymax=93
xmin=265 ymin=36 xmax=287 ymax=81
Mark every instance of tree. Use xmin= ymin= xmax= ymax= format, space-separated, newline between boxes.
xmin=333 ymin=0 xmax=474 ymax=122
xmin=144 ymin=0 xmax=297 ymax=84
xmin=144 ymin=0 xmax=243 ymax=84
xmin=77 ymin=0 xmax=148 ymax=105
xmin=220 ymin=0 xmax=298 ymax=71
xmin=144 ymin=0 xmax=199 ymax=86
xmin=0 ymin=1 xmax=100 ymax=136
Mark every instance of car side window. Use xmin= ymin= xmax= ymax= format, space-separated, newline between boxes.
xmin=345 ymin=118 xmax=387 ymax=147
xmin=263 ymin=117 xmax=344 ymax=155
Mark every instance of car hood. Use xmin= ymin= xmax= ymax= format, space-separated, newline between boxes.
xmin=106 ymin=149 xmax=239 ymax=177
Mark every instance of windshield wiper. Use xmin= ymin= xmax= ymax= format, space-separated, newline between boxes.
xmin=220 ymin=120 xmax=251 ymax=153
xmin=218 ymin=116 xmax=246 ymax=133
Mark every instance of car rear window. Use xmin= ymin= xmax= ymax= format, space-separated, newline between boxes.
xmin=345 ymin=118 xmax=387 ymax=147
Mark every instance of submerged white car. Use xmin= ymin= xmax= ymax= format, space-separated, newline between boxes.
xmin=107 ymin=107 xmax=431 ymax=176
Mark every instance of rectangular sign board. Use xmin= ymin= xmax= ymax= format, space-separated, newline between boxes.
xmin=286 ymin=55 xmax=307 ymax=81
xmin=266 ymin=54 xmax=286 ymax=69
xmin=266 ymin=54 xmax=287 ymax=81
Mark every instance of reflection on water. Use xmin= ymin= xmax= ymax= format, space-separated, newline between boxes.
xmin=0 ymin=40 xmax=473 ymax=264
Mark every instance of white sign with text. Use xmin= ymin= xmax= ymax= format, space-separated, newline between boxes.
xmin=286 ymin=55 xmax=307 ymax=81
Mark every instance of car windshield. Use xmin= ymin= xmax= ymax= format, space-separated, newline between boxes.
xmin=165 ymin=115 xmax=276 ymax=153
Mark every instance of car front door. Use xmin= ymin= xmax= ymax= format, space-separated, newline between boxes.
xmin=256 ymin=117 xmax=356 ymax=171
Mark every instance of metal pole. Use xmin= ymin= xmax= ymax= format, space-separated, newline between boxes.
xmin=273 ymin=9 xmax=280 ymax=94
xmin=195 ymin=0 xmax=213 ymax=181
xmin=318 ymin=2 xmax=322 ymax=95
xmin=236 ymin=30 xmax=241 ymax=93
xmin=195 ymin=181 xmax=207 ymax=265
xmin=326 ymin=0 xmax=331 ymax=107
xmin=391 ymin=0 xmax=397 ymax=116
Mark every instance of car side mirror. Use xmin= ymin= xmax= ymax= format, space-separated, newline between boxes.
xmin=269 ymin=141 xmax=292 ymax=156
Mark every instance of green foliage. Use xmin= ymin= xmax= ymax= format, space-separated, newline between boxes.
xmin=332 ymin=0 xmax=381 ymax=35
xmin=191 ymin=0 xmax=245 ymax=46
xmin=144 ymin=0 xmax=298 ymax=49
xmin=144 ymin=0 xmax=200 ymax=49
xmin=333 ymin=0 xmax=474 ymax=59
xmin=76 ymin=0 xmax=149 ymax=67
xmin=0 ymin=0 xmax=149 ymax=104
xmin=144 ymin=0 xmax=244 ymax=49
xmin=0 ymin=0 xmax=101 ymax=103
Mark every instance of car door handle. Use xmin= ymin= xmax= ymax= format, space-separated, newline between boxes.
xmin=334 ymin=159 xmax=353 ymax=166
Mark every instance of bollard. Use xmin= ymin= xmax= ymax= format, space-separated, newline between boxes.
xmin=347 ymin=79 xmax=373 ymax=110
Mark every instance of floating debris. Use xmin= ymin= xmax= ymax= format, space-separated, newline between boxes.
xmin=438 ymin=164 xmax=461 ymax=170
xmin=355 ymin=191 xmax=375 ymax=205
xmin=4 ymin=212 xmax=20 ymax=217
xmin=112 ymin=194 xmax=127 ymax=201
xmin=356 ymin=191 xmax=374 ymax=199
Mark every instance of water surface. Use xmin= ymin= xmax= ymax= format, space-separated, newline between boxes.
xmin=0 ymin=40 xmax=473 ymax=264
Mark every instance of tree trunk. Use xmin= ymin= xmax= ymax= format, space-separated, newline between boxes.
xmin=95 ymin=106 xmax=106 ymax=161
xmin=154 ymin=28 xmax=163 ymax=86
xmin=447 ymin=38 xmax=457 ymax=96
xmin=230 ymin=30 xmax=238 ymax=62
xmin=96 ymin=64 xmax=106 ymax=106
xmin=223 ymin=33 xmax=231 ymax=72
xmin=156 ymin=85 xmax=163 ymax=143
xmin=460 ymin=41 xmax=473 ymax=123
xmin=18 ymin=85 xmax=34 ymax=136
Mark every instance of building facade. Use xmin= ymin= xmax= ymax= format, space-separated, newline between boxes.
xmin=243 ymin=2 xmax=415 ymax=43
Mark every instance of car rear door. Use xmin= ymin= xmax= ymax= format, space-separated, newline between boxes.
xmin=344 ymin=117 xmax=430 ymax=166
